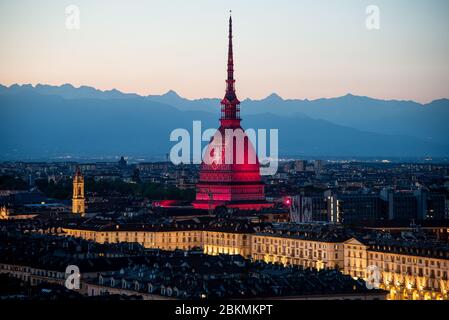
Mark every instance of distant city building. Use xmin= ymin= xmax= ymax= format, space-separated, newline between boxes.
xmin=294 ymin=160 xmax=306 ymax=173
xmin=327 ymin=195 xmax=341 ymax=224
xmin=290 ymin=195 xmax=328 ymax=223
xmin=314 ymin=160 xmax=323 ymax=174
xmin=336 ymin=194 xmax=387 ymax=224
xmin=427 ymin=193 xmax=446 ymax=220
xmin=118 ymin=156 xmax=127 ymax=169
xmin=381 ymin=188 xmax=446 ymax=221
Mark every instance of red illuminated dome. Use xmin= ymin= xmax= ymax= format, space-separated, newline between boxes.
xmin=193 ymin=14 xmax=272 ymax=211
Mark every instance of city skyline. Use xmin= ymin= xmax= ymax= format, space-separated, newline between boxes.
xmin=1 ymin=0 xmax=449 ymax=103
xmin=1 ymin=0 xmax=449 ymax=308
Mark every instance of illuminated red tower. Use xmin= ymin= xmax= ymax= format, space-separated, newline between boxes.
xmin=193 ymin=14 xmax=272 ymax=211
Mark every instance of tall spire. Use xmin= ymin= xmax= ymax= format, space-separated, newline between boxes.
xmin=221 ymin=11 xmax=240 ymax=122
xmin=193 ymin=11 xmax=271 ymax=211
xmin=224 ymin=12 xmax=238 ymax=103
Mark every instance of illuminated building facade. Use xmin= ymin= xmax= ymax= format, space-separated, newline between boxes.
xmin=193 ymin=15 xmax=271 ymax=211
xmin=61 ymin=224 xmax=449 ymax=300
xmin=344 ymin=238 xmax=449 ymax=300
xmin=203 ymin=230 xmax=251 ymax=257
xmin=72 ymin=167 xmax=85 ymax=216
xmin=0 ymin=206 xmax=37 ymax=220
xmin=62 ymin=223 xmax=252 ymax=258
xmin=0 ymin=206 xmax=11 ymax=220
xmin=251 ymin=233 xmax=344 ymax=270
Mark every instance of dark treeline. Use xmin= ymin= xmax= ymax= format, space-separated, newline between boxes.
xmin=0 ymin=175 xmax=28 ymax=190
xmin=33 ymin=177 xmax=194 ymax=201
xmin=35 ymin=179 xmax=72 ymax=200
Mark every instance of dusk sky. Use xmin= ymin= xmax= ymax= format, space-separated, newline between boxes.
xmin=0 ymin=0 xmax=448 ymax=103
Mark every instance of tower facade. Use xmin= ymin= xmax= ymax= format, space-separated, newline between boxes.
xmin=72 ymin=167 xmax=85 ymax=215
xmin=193 ymin=15 xmax=272 ymax=211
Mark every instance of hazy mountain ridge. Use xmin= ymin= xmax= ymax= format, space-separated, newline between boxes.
xmin=2 ymin=83 xmax=447 ymax=144
xmin=1 ymin=84 xmax=448 ymax=159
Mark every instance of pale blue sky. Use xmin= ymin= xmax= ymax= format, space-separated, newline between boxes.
xmin=0 ymin=0 xmax=448 ymax=102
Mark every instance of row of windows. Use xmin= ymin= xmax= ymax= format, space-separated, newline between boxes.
xmin=204 ymin=233 xmax=242 ymax=239
xmin=254 ymin=237 xmax=336 ymax=250
xmin=0 ymin=265 xmax=64 ymax=279
xmin=253 ymin=246 xmax=333 ymax=260
xmin=370 ymin=253 xmax=447 ymax=269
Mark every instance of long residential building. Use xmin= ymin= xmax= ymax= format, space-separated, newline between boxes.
xmin=60 ymin=222 xmax=449 ymax=300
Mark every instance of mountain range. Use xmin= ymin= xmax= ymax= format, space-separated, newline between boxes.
xmin=1 ymin=83 xmax=448 ymax=160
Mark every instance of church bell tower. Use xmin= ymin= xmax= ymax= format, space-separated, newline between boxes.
xmin=72 ymin=166 xmax=85 ymax=216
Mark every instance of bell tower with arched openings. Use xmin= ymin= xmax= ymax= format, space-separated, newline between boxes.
xmin=72 ymin=166 xmax=85 ymax=216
